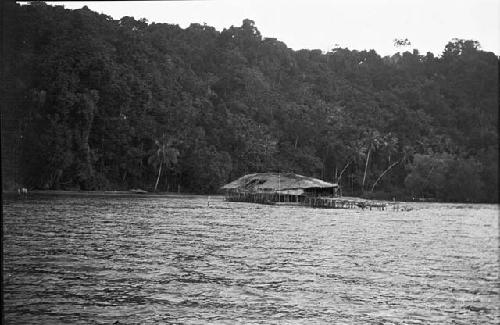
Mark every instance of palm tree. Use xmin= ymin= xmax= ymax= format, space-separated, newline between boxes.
xmin=148 ymin=133 xmax=179 ymax=192
xmin=359 ymin=130 xmax=382 ymax=190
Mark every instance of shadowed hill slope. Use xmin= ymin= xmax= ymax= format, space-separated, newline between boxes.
xmin=1 ymin=2 xmax=498 ymax=202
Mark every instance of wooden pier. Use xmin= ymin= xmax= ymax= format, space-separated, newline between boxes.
xmin=224 ymin=192 xmax=390 ymax=210
xmin=301 ymin=197 xmax=388 ymax=210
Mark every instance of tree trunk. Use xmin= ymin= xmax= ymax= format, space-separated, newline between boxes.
xmin=338 ymin=160 xmax=351 ymax=183
xmin=154 ymin=163 xmax=162 ymax=192
xmin=362 ymin=146 xmax=372 ymax=190
xmin=77 ymin=91 xmax=98 ymax=189
xmin=370 ymin=159 xmax=400 ymax=192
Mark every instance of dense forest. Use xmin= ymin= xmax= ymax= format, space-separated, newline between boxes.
xmin=2 ymin=3 xmax=498 ymax=202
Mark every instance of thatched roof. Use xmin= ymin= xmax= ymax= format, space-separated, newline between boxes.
xmin=221 ymin=173 xmax=337 ymax=192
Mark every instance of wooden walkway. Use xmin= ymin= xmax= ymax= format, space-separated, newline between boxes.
xmin=301 ymin=197 xmax=389 ymax=210
xmin=225 ymin=193 xmax=394 ymax=210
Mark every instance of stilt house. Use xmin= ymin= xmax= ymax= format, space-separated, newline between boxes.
xmin=221 ymin=172 xmax=339 ymax=204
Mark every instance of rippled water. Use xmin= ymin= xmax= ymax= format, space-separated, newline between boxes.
xmin=3 ymin=195 xmax=499 ymax=324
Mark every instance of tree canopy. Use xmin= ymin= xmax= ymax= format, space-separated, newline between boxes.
xmin=2 ymin=3 xmax=498 ymax=202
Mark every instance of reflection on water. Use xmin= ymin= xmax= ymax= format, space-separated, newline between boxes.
xmin=3 ymin=195 xmax=499 ymax=324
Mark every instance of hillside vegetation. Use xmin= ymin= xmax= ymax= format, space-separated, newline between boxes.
xmin=2 ymin=3 xmax=498 ymax=202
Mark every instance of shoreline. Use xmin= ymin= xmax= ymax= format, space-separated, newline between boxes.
xmin=3 ymin=190 xmax=384 ymax=202
xmin=2 ymin=190 xmax=495 ymax=205
xmin=2 ymin=190 xmax=217 ymax=199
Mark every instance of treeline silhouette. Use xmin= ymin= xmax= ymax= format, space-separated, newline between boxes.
xmin=2 ymin=3 xmax=498 ymax=202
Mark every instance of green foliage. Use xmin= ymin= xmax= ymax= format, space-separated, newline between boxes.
xmin=404 ymin=153 xmax=452 ymax=199
xmin=405 ymin=154 xmax=488 ymax=202
xmin=2 ymin=3 xmax=498 ymax=201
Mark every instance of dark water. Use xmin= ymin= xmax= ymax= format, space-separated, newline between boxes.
xmin=3 ymin=195 xmax=499 ymax=324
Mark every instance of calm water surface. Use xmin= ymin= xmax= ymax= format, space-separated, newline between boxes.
xmin=3 ymin=195 xmax=499 ymax=324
